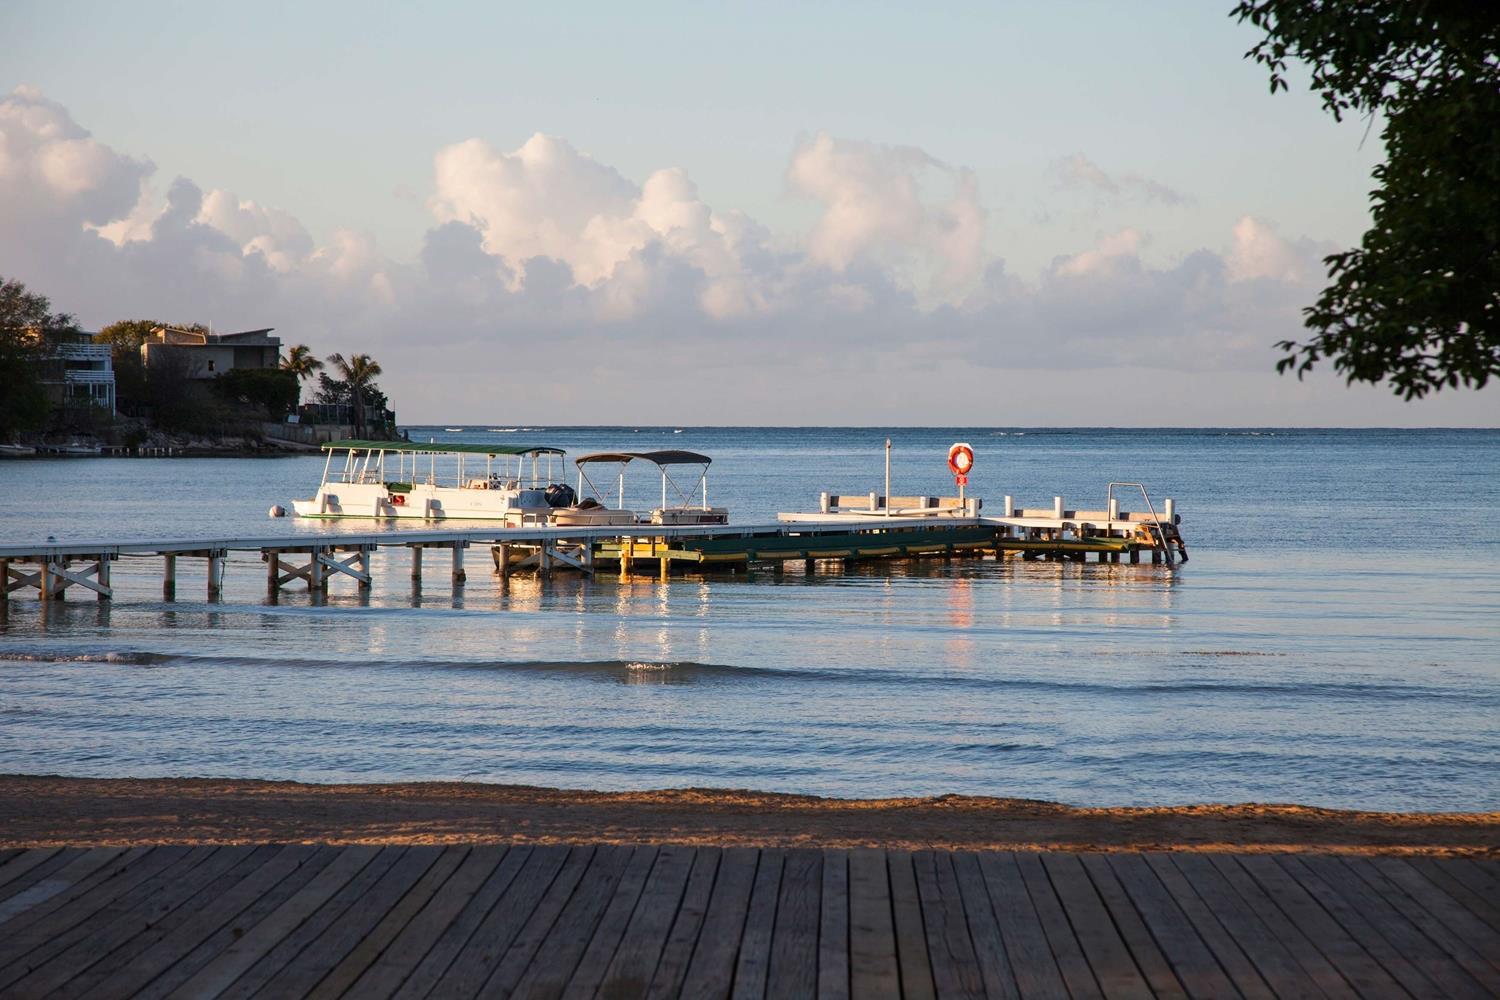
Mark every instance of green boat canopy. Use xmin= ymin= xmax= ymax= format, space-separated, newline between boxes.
xmin=323 ymin=439 xmax=566 ymax=457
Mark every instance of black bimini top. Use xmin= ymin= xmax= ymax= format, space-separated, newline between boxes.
xmin=574 ymin=450 xmax=712 ymax=467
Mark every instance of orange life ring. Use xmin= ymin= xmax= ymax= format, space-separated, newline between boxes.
xmin=390 ymin=494 xmax=406 ymax=505
xmin=947 ymin=442 xmax=974 ymax=476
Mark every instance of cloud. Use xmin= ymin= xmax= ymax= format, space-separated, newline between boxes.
xmin=1051 ymin=152 xmax=1186 ymax=206
xmin=787 ymin=131 xmax=986 ymax=298
xmin=2 ymin=85 xmax=1414 ymax=424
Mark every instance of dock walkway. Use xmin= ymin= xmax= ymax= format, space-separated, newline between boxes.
xmin=0 ymin=844 xmax=1495 ymax=998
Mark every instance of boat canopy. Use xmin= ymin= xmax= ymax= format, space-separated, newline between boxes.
xmin=324 ymin=439 xmax=566 ymax=457
xmin=574 ymin=450 xmax=711 ymax=467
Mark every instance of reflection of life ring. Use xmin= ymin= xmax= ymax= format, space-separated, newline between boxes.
xmin=947 ymin=443 xmax=974 ymax=476
xmin=390 ymin=494 xmax=406 ymax=505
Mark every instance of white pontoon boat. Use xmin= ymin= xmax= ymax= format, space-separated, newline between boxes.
xmin=292 ymin=439 xmax=572 ymax=523
xmin=553 ymin=450 xmax=728 ymax=526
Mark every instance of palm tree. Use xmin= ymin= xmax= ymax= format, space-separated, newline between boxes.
xmin=325 ymin=352 xmax=383 ymax=435
xmin=279 ymin=345 xmax=323 ymax=405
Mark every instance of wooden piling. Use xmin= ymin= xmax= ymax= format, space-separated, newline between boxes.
xmin=163 ymin=554 xmax=176 ymax=599
xmin=451 ymin=540 xmax=465 ymax=584
xmin=207 ymin=553 xmax=224 ymax=598
xmin=96 ymin=556 xmax=110 ymax=600
xmin=411 ymin=546 xmax=423 ymax=580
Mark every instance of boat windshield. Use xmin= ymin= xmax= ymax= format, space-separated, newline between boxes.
xmin=319 ymin=440 xmax=567 ymax=489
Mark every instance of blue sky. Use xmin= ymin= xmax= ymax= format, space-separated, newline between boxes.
xmin=3 ymin=1 xmax=1494 ymax=423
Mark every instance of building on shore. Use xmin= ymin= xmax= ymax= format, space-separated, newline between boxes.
xmin=140 ymin=326 xmax=281 ymax=379
xmin=38 ymin=331 xmax=116 ymax=415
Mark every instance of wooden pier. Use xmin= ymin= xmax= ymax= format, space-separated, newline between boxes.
xmin=0 ymin=499 xmax=1186 ymax=603
xmin=0 ymin=843 xmax=1494 ymax=998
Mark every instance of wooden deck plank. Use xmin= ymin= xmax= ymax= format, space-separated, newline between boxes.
xmin=138 ymin=845 xmax=340 ymax=1000
xmin=423 ymin=845 xmax=569 ymax=999
xmin=816 ymin=848 xmax=850 ymax=1000
xmin=1076 ymin=853 xmax=1185 ymax=999
xmin=8 ymin=845 xmax=241 ymax=999
xmin=1201 ymin=852 xmax=1357 ymax=998
xmin=1237 ymin=854 xmax=1406 ymax=997
xmin=645 ymin=847 xmax=721 ymax=1000
xmin=98 ymin=844 xmax=329 ymax=1000
xmin=1343 ymin=856 xmax=1500 ymax=991
xmin=164 ymin=844 xmax=381 ymax=999
xmin=975 ymin=851 xmax=1068 ymax=999
xmin=887 ymin=851 xmax=936 ymax=1000
xmin=0 ymin=847 xmax=129 ymax=930
xmin=304 ymin=846 xmax=463 ymax=1000
xmin=510 ymin=844 xmax=638 ymax=1000
xmin=0 ymin=848 xmax=68 ymax=897
xmin=1041 ymin=852 xmax=1150 ymax=998
xmin=847 ymin=848 xmax=900 ymax=1000
xmin=949 ymin=853 xmax=1018 ymax=1000
xmin=675 ymin=845 xmax=759 ymax=999
xmin=767 ymin=849 xmax=821 ymax=999
xmin=1295 ymin=853 xmax=1489 ymax=1000
xmin=1099 ymin=853 xmax=1234 ymax=999
xmin=341 ymin=844 xmax=503 ymax=999
xmin=219 ymin=846 xmax=406 ymax=1000
xmin=912 ymin=850 xmax=984 ymax=1000
xmin=390 ymin=845 xmax=533 ymax=1000
xmin=1370 ymin=857 xmax=1500 ymax=955
xmin=1012 ymin=851 xmax=1100 ymax=999
xmin=1131 ymin=852 xmax=1272 ymax=999
xmin=559 ymin=844 xmax=661 ymax=999
xmin=593 ymin=845 xmax=696 ymax=1000
xmin=255 ymin=846 xmax=439 ymax=999
xmin=1404 ymin=857 xmax=1500 ymax=931
xmin=476 ymin=845 xmax=598 ymax=999
xmin=1162 ymin=853 xmax=1320 ymax=1000
xmin=1440 ymin=858 xmax=1500 ymax=913
xmin=59 ymin=845 xmax=281 ymax=1000
xmin=730 ymin=847 xmax=785 ymax=1000
xmin=0 ymin=847 xmax=182 ymax=979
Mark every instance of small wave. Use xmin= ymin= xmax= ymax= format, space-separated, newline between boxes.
xmin=0 ymin=650 xmax=173 ymax=666
xmin=488 ymin=428 xmax=519 ymax=433
xmin=444 ymin=428 xmax=464 ymax=432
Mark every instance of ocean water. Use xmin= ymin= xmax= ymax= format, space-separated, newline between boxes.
xmin=1 ymin=427 xmax=1498 ymax=811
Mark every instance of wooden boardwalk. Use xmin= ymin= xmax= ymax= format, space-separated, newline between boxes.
xmin=0 ymin=845 xmax=1495 ymax=998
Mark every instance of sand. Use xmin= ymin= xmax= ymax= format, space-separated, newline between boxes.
xmin=1 ymin=775 xmax=1495 ymax=855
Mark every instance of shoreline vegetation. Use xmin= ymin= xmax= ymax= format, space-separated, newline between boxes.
xmin=2 ymin=275 xmax=395 ymax=457
xmin=2 ymin=775 xmax=1494 ymax=856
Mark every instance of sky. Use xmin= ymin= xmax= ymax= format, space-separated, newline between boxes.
xmin=3 ymin=0 xmax=1495 ymax=425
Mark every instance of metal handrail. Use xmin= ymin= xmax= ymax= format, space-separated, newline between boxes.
xmin=1106 ymin=481 xmax=1174 ymax=567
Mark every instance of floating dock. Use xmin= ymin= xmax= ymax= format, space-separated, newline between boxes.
xmin=0 ymin=492 xmax=1185 ymax=602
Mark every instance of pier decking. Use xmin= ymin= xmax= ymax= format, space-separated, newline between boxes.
xmin=0 ymin=843 xmax=1495 ymax=998
xmin=0 ymin=501 xmax=1185 ymax=603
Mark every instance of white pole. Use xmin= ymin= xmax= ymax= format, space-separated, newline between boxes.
xmin=884 ymin=438 xmax=891 ymax=515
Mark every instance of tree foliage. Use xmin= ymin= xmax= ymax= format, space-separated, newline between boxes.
xmin=325 ymin=352 xmax=385 ymax=434
xmin=0 ymin=276 xmax=78 ymax=437
xmin=212 ymin=367 xmax=300 ymax=419
xmin=1232 ymin=0 xmax=1500 ymax=398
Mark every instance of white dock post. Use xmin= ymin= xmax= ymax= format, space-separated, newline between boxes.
xmin=1108 ymin=497 xmax=1120 ymax=521
xmin=164 ymin=554 xmax=176 ymax=600
xmin=452 ymin=541 xmax=465 ymax=584
xmin=357 ymin=547 xmax=371 ymax=591
xmin=1164 ymin=497 xmax=1175 ymax=522
xmin=1053 ymin=496 xmax=1065 ymax=519
xmin=41 ymin=561 xmax=55 ymax=601
xmin=868 ymin=491 xmax=879 ymax=511
xmin=411 ymin=546 xmax=423 ymax=581
xmin=266 ymin=552 xmax=279 ymax=594
xmin=207 ymin=552 xmax=224 ymax=598
xmin=820 ymin=492 xmax=831 ymax=514
xmin=1003 ymin=495 xmax=1014 ymax=517
xmin=96 ymin=555 xmax=110 ymax=601
xmin=309 ymin=549 xmax=324 ymax=591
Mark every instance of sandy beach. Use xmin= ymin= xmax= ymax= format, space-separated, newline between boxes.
xmin=2 ymin=775 xmax=1495 ymax=855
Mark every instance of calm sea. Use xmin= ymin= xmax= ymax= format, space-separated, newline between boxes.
xmin=2 ymin=427 xmax=1498 ymax=811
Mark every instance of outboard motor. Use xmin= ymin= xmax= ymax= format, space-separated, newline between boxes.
xmin=545 ymin=483 xmax=577 ymax=508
